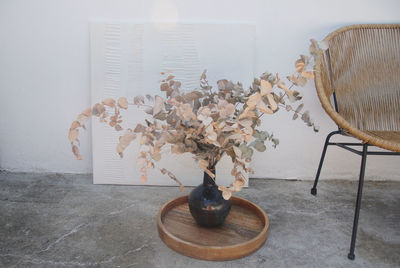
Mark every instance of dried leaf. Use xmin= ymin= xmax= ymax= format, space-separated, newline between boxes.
xmin=134 ymin=96 xmax=144 ymax=105
xmin=92 ymin=103 xmax=105 ymax=116
xmin=118 ymin=97 xmax=129 ymax=109
xmin=295 ymin=103 xmax=304 ymax=113
xmin=144 ymin=107 xmax=153 ymax=115
xmin=160 ymin=83 xmax=169 ymax=91
xmin=70 ymin=121 xmax=80 ymax=130
xmin=134 ymin=123 xmax=146 ymax=133
xmin=301 ymin=71 xmax=314 ymax=79
xmin=257 ymin=100 xmax=273 ymax=114
xmin=82 ymin=108 xmax=92 ymax=117
xmin=68 ymin=129 xmax=79 ymax=143
xmin=102 ymin=98 xmax=115 ymax=108
xmin=266 ymin=94 xmax=278 ymax=111
xmin=295 ymin=62 xmax=306 ymax=73
xmin=252 ymin=140 xmax=266 ymax=152
xmin=171 ymin=143 xmax=185 ymax=154
xmin=145 ymin=94 xmax=153 ymax=102
xmin=260 ymin=80 xmax=273 ymax=96
xmin=277 ymin=83 xmax=293 ymax=97
xmin=72 ymin=145 xmax=82 ymax=160
xmin=222 ymin=190 xmax=232 ymax=200
xmin=153 ymin=95 xmax=164 ymax=116
xmin=218 ymin=99 xmax=235 ymax=118
xmin=247 ymin=92 xmax=262 ymax=108
xmin=77 ymin=114 xmax=88 ymax=125
xmin=239 ymin=107 xmax=257 ymax=120
xmin=140 ymin=174 xmax=147 ymax=183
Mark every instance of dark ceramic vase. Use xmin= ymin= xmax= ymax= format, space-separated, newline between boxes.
xmin=188 ymin=169 xmax=232 ymax=227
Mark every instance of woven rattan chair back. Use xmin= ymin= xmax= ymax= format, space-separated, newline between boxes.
xmin=315 ymin=24 xmax=400 ymax=152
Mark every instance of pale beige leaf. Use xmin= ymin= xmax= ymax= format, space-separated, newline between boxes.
xmin=77 ymin=114 xmax=88 ymax=125
xmin=295 ymin=62 xmax=306 ymax=73
xmin=233 ymin=146 xmax=242 ymax=158
xmin=144 ymin=107 xmax=153 ymax=115
xmin=238 ymin=107 xmax=257 ymax=120
xmin=82 ymin=108 xmax=92 ymax=117
xmin=140 ymin=174 xmax=147 ymax=183
xmin=247 ymin=92 xmax=262 ymax=108
xmin=70 ymin=121 xmax=80 ymax=130
xmin=301 ymin=71 xmax=314 ymax=79
xmin=222 ymin=190 xmax=232 ymax=200
xmin=256 ymin=100 xmax=273 ymax=114
xmin=198 ymin=159 xmax=208 ymax=170
xmin=102 ymin=98 xmax=115 ymax=108
xmin=68 ymin=129 xmax=79 ymax=143
xmin=72 ymin=145 xmax=82 ymax=160
xmin=266 ymin=94 xmax=278 ymax=111
xmin=116 ymin=143 xmax=124 ymax=154
xmin=260 ymin=80 xmax=272 ymax=96
xmin=218 ymin=100 xmax=235 ymax=118
xmin=207 ymin=131 xmax=217 ymax=142
xmin=118 ymin=97 xmax=128 ymax=109
xmin=137 ymin=156 xmax=147 ymax=167
xmin=133 ymin=95 xmax=144 ymax=105
xmin=238 ymin=119 xmax=253 ymax=129
xmin=134 ymin=123 xmax=146 ymax=133
xmin=171 ymin=144 xmax=185 ymax=154
xmin=233 ymin=178 xmax=245 ymax=188
xmin=118 ymin=129 xmax=136 ymax=149
xmin=153 ymin=95 xmax=164 ymax=116
xmin=277 ymin=83 xmax=293 ymax=97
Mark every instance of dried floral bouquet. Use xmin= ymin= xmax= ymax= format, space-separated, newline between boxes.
xmin=69 ymin=54 xmax=318 ymax=200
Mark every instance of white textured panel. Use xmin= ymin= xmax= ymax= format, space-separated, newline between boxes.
xmin=90 ymin=22 xmax=255 ymax=186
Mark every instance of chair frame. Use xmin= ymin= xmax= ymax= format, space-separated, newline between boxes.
xmin=310 ymin=25 xmax=400 ymax=260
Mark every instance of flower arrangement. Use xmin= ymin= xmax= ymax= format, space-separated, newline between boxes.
xmin=69 ymin=53 xmax=318 ymax=200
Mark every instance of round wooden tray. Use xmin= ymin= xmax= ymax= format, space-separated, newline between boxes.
xmin=157 ymin=195 xmax=269 ymax=261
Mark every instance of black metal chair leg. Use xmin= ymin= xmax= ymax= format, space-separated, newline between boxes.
xmin=311 ymin=130 xmax=341 ymax=195
xmin=348 ymin=143 xmax=368 ymax=260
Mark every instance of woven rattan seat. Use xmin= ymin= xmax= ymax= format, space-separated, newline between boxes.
xmin=311 ymin=24 xmax=400 ymax=260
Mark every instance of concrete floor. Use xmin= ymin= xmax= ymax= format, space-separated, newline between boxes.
xmin=0 ymin=172 xmax=399 ymax=268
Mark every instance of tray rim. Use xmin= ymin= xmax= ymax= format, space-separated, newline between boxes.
xmin=157 ymin=195 xmax=269 ymax=260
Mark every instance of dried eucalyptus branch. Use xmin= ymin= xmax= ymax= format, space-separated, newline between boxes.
xmin=69 ymin=48 xmax=320 ymax=200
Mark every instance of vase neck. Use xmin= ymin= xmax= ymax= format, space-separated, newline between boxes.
xmin=203 ymin=169 xmax=216 ymax=186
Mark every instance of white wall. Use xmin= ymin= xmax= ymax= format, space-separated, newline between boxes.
xmin=1 ymin=0 xmax=399 ymax=181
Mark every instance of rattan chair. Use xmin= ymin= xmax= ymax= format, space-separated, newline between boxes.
xmin=311 ymin=24 xmax=400 ymax=260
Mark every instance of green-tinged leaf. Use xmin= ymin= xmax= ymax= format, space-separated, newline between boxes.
xmin=253 ymin=130 xmax=269 ymax=141
xmin=239 ymin=143 xmax=253 ymax=159
xmin=295 ymin=103 xmax=304 ymax=113
xmin=271 ymin=138 xmax=279 ymax=148
xmin=252 ymin=140 xmax=266 ymax=152
xmin=133 ymin=95 xmax=144 ymax=105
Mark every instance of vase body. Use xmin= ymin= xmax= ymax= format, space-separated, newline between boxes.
xmin=188 ymin=170 xmax=232 ymax=227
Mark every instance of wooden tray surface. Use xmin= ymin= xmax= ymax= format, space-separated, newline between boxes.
xmin=157 ymin=195 xmax=269 ymax=260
